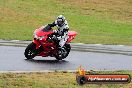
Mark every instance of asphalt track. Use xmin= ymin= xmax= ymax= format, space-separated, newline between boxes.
xmin=0 ymin=46 xmax=132 ymax=71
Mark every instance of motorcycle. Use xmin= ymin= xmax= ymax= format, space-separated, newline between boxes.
xmin=24 ymin=25 xmax=77 ymax=60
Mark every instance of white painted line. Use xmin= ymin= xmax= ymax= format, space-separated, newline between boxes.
xmin=0 ymin=70 xmax=124 ymax=73
xmin=118 ymin=45 xmax=124 ymax=46
xmin=95 ymin=44 xmax=102 ymax=45
xmin=11 ymin=40 xmax=20 ymax=42
xmin=0 ymin=70 xmax=77 ymax=73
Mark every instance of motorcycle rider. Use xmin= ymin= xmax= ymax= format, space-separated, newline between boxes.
xmin=48 ymin=15 xmax=69 ymax=56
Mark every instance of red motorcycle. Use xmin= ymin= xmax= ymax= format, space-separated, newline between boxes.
xmin=24 ymin=25 xmax=77 ymax=60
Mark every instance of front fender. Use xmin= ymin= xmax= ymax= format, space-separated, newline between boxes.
xmin=33 ymin=40 xmax=40 ymax=49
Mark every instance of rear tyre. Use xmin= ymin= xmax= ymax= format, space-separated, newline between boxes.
xmin=63 ymin=43 xmax=71 ymax=57
xmin=24 ymin=42 xmax=37 ymax=60
xmin=55 ymin=44 xmax=71 ymax=60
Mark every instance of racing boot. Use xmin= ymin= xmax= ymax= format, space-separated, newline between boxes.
xmin=58 ymin=46 xmax=63 ymax=57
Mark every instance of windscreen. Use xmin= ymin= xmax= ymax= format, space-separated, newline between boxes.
xmin=41 ymin=25 xmax=52 ymax=32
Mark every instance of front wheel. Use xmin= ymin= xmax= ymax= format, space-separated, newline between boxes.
xmin=24 ymin=42 xmax=37 ymax=60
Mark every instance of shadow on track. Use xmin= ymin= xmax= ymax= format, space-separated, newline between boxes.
xmin=24 ymin=59 xmax=68 ymax=64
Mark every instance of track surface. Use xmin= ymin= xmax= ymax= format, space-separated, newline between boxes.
xmin=0 ymin=46 xmax=132 ymax=71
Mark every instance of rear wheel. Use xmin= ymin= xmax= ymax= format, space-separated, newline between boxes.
xmin=64 ymin=43 xmax=71 ymax=57
xmin=24 ymin=42 xmax=37 ymax=60
xmin=55 ymin=44 xmax=71 ymax=60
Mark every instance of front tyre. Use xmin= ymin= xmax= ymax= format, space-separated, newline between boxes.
xmin=24 ymin=42 xmax=37 ymax=60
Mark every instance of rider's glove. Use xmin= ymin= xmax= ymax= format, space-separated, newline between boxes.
xmin=52 ymin=35 xmax=58 ymax=41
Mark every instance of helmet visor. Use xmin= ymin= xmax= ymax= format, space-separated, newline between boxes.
xmin=57 ymin=19 xmax=64 ymax=26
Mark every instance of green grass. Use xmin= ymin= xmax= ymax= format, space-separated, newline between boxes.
xmin=0 ymin=0 xmax=132 ymax=45
xmin=0 ymin=71 xmax=132 ymax=88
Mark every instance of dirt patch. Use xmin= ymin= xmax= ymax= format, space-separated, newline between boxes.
xmin=57 ymin=0 xmax=132 ymax=22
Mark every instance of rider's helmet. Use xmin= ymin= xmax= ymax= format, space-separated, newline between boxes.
xmin=56 ymin=15 xmax=65 ymax=27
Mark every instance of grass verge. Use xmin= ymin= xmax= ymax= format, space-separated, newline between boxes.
xmin=0 ymin=71 xmax=132 ymax=88
xmin=0 ymin=0 xmax=132 ymax=45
